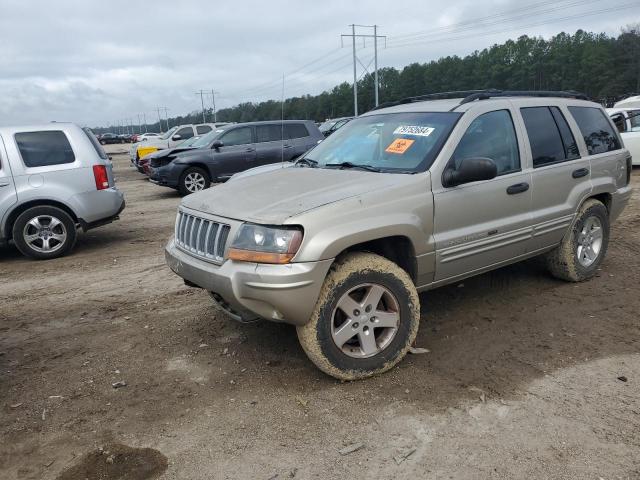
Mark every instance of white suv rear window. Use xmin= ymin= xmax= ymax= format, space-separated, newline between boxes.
xmin=15 ymin=131 xmax=75 ymax=167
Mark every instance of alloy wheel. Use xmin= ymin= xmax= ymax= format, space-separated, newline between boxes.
xmin=330 ymin=283 xmax=400 ymax=358
xmin=184 ymin=172 xmax=206 ymax=192
xmin=22 ymin=215 xmax=67 ymax=254
xmin=576 ymin=216 xmax=603 ymax=267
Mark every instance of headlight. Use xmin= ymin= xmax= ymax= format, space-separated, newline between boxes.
xmin=228 ymin=224 xmax=303 ymax=264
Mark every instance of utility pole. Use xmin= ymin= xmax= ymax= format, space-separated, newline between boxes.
xmin=137 ymin=114 xmax=142 ymax=134
xmin=374 ymin=24 xmax=379 ymax=107
xmin=210 ymin=89 xmax=219 ymax=123
xmin=341 ymin=24 xmax=386 ymax=114
xmin=196 ymin=90 xmax=207 ymax=123
xmin=156 ymin=107 xmax=165 ymax=132
xmin=163 ymin=107 xmax=170 ymax=129
xmin=142 ymin=113 xmax=148 ymax=133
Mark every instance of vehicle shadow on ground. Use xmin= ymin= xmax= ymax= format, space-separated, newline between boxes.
xmin=194 ymin=256 xmax=638 ymax=409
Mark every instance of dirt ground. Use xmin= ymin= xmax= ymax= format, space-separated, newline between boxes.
xmin=1 ymin=145 xmax=639 ymax=480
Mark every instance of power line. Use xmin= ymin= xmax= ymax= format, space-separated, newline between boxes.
xmin=386 ymin=2 xmax=639 ymax=50
xmin=386 ymin=0 xmax=604 ymax=47
xmin=389 ymin=0 xmax=596 ymax=42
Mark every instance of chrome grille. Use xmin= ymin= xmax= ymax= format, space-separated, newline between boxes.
xmin=175 ymin=211 xmax=230 ymax=263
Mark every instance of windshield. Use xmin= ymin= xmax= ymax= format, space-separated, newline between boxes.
xmin=190 ymin=127 xmax=230 ymax=148
xmin=304 ymin=112 xmax=462 ymax=173
xmin=160 ymin=126 xmax=179 ymax=140
xmin=177 ymin=136 xmax=202 ymax=147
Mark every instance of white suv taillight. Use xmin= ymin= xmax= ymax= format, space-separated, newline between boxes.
xmin=93 ymin=165 xmax=109 ymax=190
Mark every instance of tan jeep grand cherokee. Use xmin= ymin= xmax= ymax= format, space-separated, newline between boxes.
xmin=165 ymin=90 xmax=632 ymax=380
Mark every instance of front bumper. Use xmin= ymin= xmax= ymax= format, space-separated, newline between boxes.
xmin=148 ymin=164 xmax=181 ymax=188
xmin=165 ymin=237 xmax=333 ymax=326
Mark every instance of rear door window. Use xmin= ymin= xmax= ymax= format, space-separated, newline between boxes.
xmin=285 ymin=124 xmax=310 ymax=139
xmin=256 ymin=125 xmax=283 ymax=143
xmin=568 ymin=106 xmax=622 ymax=155
xmin=521 ymin=106 xmax=579 ymax=167
xmin=15 ymin=131 xmax=76 ymax=167
xmin=196 ymin=125 xmax=212 ymax=135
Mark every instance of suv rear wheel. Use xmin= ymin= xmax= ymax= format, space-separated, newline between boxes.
xmin=297 ymin=252 xmax=420 ymax=381
xmin=544 ymin=199 xmax=609 ymax=282
xmin=12 ymin=206 xmax=77 ymax=260
xmin=179 ymin=167 xmax=211 ymax=195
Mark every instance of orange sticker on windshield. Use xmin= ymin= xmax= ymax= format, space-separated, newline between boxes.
xmin=385 ymin=138 xmax=415 ymax=154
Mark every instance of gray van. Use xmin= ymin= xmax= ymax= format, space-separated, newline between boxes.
xmin=0 ymin=123 xmax=125 ymax=259
xmin=165 ymin=90 xmax=632 ymax=380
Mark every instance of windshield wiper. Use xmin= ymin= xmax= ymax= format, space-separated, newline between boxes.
xmin=324 ymin=161 xmax=381 ymax=172
xmin=295 ymin=158 xmax=318 ymax=168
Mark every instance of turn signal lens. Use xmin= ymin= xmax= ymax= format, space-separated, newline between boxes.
xmin=228 ymin=249 xmax=295 ymax=264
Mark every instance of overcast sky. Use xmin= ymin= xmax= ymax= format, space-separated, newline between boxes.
xmin=0 ymin=0 xmax=637 ymax=128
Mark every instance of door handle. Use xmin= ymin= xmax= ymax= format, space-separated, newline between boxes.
xmin=0 ymin=182 xmax=9 ymax=187
xmin=244 ymin=148 xmax=255 ymax=152
xmin=506 ymin=182 xmax=529 ymax=195
xmin=572 ymin=168 xmax=589 ymax=178
xmin=283 ymin=144 xmax=293 ymax=149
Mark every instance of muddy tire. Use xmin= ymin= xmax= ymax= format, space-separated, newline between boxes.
xmin=297 ymin=252 xmax=420 ymax=381
xmin=543 ymin=199 xmax=609 ymax=282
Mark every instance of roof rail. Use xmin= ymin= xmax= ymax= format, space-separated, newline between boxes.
xmin=372 ymin=90 xmax=497 ymax=110
xmin=458 ymin=90 xmax=590 ymax=105
xmin=371 ymin=89 xmax=590 ymax=111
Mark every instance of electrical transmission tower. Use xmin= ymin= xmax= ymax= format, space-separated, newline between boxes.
xmin=341 ymin=24 xmax=386 ymax=116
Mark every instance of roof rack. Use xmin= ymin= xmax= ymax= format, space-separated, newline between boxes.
xmin=371 ymin=89 xmax=590 ymax=111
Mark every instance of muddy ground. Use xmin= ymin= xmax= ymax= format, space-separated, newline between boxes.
xmin=1 ymin=145 xmax=639 ymax=480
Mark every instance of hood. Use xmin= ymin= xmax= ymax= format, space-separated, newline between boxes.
xmin=181 ymin=166 xmax=409 ymax=224
xmin=228 ymin=162 xmax=293 ymax=182
xmin=134 ymin=138 xmax=170 ymax=149
xmin=147 ymin=146 xmax=197 ymax=160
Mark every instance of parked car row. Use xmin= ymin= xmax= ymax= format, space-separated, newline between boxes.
xmin=131 ymin=120 xmax=324 ymax=195
xmin=129 ymin=123 xmax=230 ymax=163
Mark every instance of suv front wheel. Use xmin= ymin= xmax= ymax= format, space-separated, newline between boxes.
xmin=12 ymin=206 xmax=77 ymax=260
xmin=297 ymin=252 xmax=420 ymax=381
xmin=179 ymin=167 xmax=211 ymax=195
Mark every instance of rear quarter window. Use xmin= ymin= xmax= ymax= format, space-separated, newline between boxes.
xmin=15 ymin=131 xmax=76 ymax=167
xmin=83 ymin=128 xmax=108 ymax=159
xmin=568 ymin=106 xmax=622 ymax=155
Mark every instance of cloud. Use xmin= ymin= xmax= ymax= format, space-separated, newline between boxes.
xmin=0 ymin=0 xmax=634 ymax=127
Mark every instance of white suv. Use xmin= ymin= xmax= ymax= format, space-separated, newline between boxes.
xmin=0 ymin=124 xmax=125 ymax=259
xmin=129 ymin=123 xmax=231 ymax=163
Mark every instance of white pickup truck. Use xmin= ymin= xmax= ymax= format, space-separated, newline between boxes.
xmin=129 ymin=123 xmax=231 ymax=163
xmin=608 ymin=96 xmax=640 ymax=166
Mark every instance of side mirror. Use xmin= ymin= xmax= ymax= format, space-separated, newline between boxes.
xmin=211 ymin=140 xmax=224 ymax=150
xmin=442 ymin=157 xmax=498 ymax=187
xmin=172 ymin=134 xmax=182 ymax=141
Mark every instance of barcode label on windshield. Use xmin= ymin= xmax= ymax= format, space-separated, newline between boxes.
xmin=393 ymin=125 xmax=435 ymax=137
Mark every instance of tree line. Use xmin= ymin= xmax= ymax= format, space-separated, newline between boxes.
xmin=97 ymin=27 xmax=640 ymax=133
